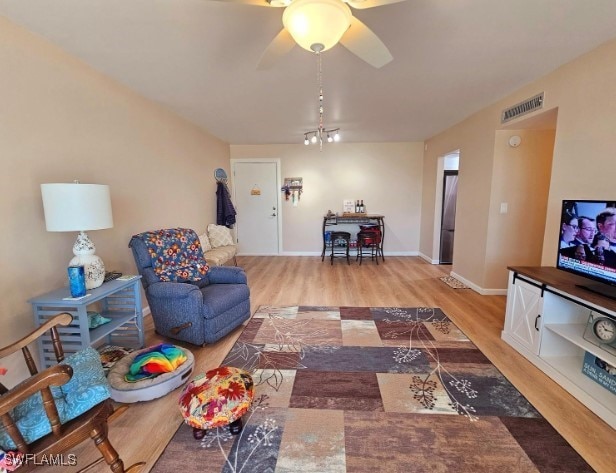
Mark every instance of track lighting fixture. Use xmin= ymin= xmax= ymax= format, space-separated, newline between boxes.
xmin=302 ymin=44 xmax=341 ymax=150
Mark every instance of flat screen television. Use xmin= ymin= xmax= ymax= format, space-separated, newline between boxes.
xmin=557 ymin=200 xmax=616 ymax=299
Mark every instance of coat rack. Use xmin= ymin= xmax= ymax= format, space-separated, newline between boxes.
xmin=214 ymin=168 xmax=236 ymax=227
xmin=281 ymin=177 xmax=303 ymax=206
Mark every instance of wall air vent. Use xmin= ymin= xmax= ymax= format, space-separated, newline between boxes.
xmin=501 ymin=92 xmax=544 ymax=124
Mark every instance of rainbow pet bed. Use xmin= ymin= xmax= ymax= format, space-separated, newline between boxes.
xmin=107 ymin=344 xmax=194 ymax=403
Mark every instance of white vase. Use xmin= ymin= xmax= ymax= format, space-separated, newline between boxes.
xmin=69 ymin=231 xmax=105 ymax=289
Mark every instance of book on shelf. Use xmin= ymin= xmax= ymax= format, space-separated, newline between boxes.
xmin=581 ymin=351 xmax=616 ymax=395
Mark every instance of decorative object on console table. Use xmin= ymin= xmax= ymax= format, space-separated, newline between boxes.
xmin=592 ymin=316 xmax=616 ymax=345
xmin=581 ymin=351 xmax=616 ymax=395
xmin=583 ymin=312 xmax=616 ymax=356
xmin=41 ymin=181 xmax=114 ymax=289
xmin=67 ymin=265 xmax=87 ymax=298
xmin=103 ymin=271 xmax=123 ymax=283
xmin=87 ymin=311 xmax=112 ymax=329
xmin=343 ymin=199 xmax=355 ymax=214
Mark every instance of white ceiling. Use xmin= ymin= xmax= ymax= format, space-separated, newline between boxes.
xmin=2 ymin=0 xmax=616 ymax=145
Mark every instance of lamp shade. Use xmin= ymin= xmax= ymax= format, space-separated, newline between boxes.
xmin=282 ymin=0 xmax=352 ymax=53
xmin=41 ymin=183 xmax=113 ymax=232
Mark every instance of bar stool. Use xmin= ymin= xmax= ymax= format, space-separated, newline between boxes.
xmin=330 ymin=231 xmax=351 ymax=265
xmin=356 ymin=231 xmax=380 ymax=265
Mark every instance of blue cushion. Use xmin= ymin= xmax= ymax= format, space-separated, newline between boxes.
xmin=0 ymin=348 xmax=110 ymax=450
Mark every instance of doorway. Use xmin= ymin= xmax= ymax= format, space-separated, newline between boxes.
xmin=231 ymin=159 xmax=281 ymax=255
xmin=439 ymin=171 xmax=459 ymax=264
xmin=432 ymin=151 xmax=459 ymax=265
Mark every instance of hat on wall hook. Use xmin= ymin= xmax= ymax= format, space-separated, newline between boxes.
xmin=508 ymin=135 xmax=522 ymax=148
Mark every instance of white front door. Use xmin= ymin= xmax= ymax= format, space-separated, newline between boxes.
xmin=232 ymin=160 xmax=280 ymax=255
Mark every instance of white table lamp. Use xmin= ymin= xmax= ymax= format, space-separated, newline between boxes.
xmin=41 ymin=182 xmax=114 ymax=289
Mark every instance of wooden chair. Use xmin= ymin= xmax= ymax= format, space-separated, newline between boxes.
xmin=0 ymin=313 xmax=143 ymax=472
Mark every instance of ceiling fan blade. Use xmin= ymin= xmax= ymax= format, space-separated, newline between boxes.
xmin=345 ymin=0 xmax=407 ymax=10
xmin=257 ymin=28 xmax=297 ymax=70
xmin=340 ymin=16 xmax=393 ymax=68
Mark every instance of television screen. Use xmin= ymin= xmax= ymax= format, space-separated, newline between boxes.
xmin=557 ymin=200 xmax=616 ymax=298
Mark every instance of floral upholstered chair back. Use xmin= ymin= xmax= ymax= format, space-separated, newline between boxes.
xmin=131 ymin=228 xmax=209 ymax=283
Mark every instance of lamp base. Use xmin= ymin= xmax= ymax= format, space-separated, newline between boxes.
xmin=70 ymin=254 xmax=105 ymax=289
xmin=70 ymin=231 xmax=106 ymax=289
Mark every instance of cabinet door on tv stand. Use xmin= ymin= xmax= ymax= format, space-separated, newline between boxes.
xmin=505 ymin=272 xmax=543 ymax=355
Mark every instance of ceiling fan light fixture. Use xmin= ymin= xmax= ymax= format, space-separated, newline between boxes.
xmin=282 ymin=0 xmax=352 ymax=53
xmin=302 ymin=51 xmax=340 ymax=151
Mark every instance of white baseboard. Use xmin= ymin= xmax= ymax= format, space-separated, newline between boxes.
xmin=450 ymin=271 xmax=507 ymax=296
xmin=419 ymin=252 xmax=439 ymax=264
xmin=237 ymin=253 xmax=284 ymax=256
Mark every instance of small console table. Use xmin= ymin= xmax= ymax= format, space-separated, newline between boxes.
xmin=321 ymin=214 xmax=385 ymax=262
xmin=29 ymin=276 xmax=145 ymax=369
xmin=502 ymin=266 xmax=616 ymax=429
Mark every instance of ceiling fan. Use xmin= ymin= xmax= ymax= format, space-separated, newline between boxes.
xmin=211 ymin=0 xmax=406 ymax=69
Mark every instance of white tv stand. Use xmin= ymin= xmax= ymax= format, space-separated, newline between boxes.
xmin=502 ymin=266 xmax=616 ymax=429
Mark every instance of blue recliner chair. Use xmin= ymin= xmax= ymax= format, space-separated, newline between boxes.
xmin=129 ymin=228 xmax=250 ymax=346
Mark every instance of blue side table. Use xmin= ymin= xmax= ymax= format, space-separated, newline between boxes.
xmin=29 ymin=276 xmax=144 ymax=368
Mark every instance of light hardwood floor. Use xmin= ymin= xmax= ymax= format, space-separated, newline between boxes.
xmin=58 ymin=257 xmax=613 ymax=473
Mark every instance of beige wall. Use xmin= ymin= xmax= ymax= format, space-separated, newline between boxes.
xmin=484 ymin=129 xmax=555 ymax=288
xmin=231 ymin=143 xmax=424 ymax=254
xmin=421 ymin=37 xmax=616 ymax=290
xmin=0 ymin=17 xmax=229 ymax=380
xmin=420 ymin=112 xmax=498 ymax=285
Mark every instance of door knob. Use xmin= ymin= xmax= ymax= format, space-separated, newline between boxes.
xmin=271 ymin=213 xmax=277 ymax=217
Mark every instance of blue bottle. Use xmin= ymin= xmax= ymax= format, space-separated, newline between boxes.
xmin=68 ymin=265 xmax=86 ymax=297
xmin=324 ymin=231 xmax=332 ymax=247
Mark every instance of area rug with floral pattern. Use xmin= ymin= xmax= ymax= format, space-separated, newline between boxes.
xmin=152 ymin=306 xmax=592 ymax=473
